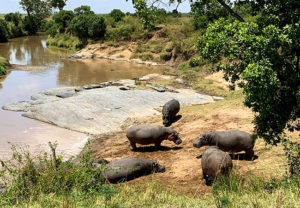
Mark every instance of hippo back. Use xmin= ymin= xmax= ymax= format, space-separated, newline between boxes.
xmin=201 ymin=147 xmax=232 ymax=179
xmin=101 ymin=158 xmax=157 ymax=183
xmin=126 ymin=125 xmax=167 ymax=145
xmin=209 ymin=130 xmax=254 ymax=152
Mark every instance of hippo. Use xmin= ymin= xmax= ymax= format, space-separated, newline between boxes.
xmin=126 ymin=124 xmax=182 ymax=149
xmin=101 ymin=157 xmax=165 ymax=183
xmin=201 ymin=146 xmax=233 ymax=184
xmin=162 ymin=99 xmax=180 ymax=126
xmin=193 ymin=130 xmax=255 ymax=160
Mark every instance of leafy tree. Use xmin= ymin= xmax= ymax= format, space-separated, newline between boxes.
xmin=70 ymin=13 xmax=106 ymax=42
xmin=45 ymin=20 xmax=59 ymax=37
xmin=53 ymin=10 xmax=74 ymax=33
xmin=50 ymin=0 xmax=67 ymax=11
xmin=197 ymin=0 xmax=300 ymax=144
xmin=0 ymin=19 xmax=9 ymax=42
xmin=22 ymin=16 xmax=39 ymax=35
xmin=73 ymin=5 xmax=95 ymax=15
xmin=109 ymin=9 xmax=125 ymax=22
xmin=4 ymin=12 xmax=22 ymax=26
xmin=20 ymin=0 xmax=51 ymax=34
xmin=191 ymin=0 xmax=230 ymax=30
xmin=130 ymin=0 xmax=157 ymax=30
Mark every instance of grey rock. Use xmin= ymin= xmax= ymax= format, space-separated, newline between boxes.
xmin=83 ymin=84 xmax=104 ymax=90
xmin=3 ymin=84 xmax=214 ymax=135
xmin=146 ymin=84 xmax=165 ymax=92
xmin=212 ymin=96 xmax=224 ymax=101
xmin=119 ymin=86 xmax=130 ymax=91
xmin=75 ymin=87 xmax=84 ymax=92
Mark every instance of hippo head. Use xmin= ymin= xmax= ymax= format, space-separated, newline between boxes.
xmin=167 ymin=131 xmax=182 ymax=145
xmin=163 ymin=114 xmax=171 ymax=127
xmin=193 ymin=135 xmax=208 ymax=148
xmin=152 ymin=162 xmax=166 ymax=173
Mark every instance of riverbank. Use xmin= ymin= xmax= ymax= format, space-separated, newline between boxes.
xmin=0 ymin=55 xmax=9 ymax=76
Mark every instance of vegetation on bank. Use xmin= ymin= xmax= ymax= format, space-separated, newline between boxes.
xmin=0 ymin=0 xmax=299 ymax=207
xmin=0 ymin=55 xmax=9 ymax=76
xmin=0 ymin=139 xmax=299 ymax=207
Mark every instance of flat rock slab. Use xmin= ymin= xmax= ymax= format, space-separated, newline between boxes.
xmin=3 ymin=84 xmax=214 ymax=135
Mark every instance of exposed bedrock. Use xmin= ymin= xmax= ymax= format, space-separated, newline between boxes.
xmin=3 ymin=79 xmax=216 ymax=135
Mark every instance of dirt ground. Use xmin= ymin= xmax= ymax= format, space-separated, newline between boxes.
xmin=90 ymin=93 xmax=288 ymax=195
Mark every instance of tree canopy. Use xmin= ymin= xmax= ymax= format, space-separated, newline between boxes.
xmin=197 ymin=0 xmax=300 ymax=144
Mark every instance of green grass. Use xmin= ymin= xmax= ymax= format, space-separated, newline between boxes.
xmin=46 ymin=34 xmax=83 ymax=53
xmin=0 ymin=55 xmax=9 ymax=76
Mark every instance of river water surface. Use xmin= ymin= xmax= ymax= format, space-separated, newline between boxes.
xmin=0 ymin=35 xmax=167 ymax=159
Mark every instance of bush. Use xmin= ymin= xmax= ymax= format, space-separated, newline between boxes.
xmin=283 ymin=140 xmax=300 ymax=177
xmin=0 ymin=19 xmax=9 ymax=42
xmin=70 ymin=13 xmax=106 ymax=41
xmin=74 ymin=5 xmax=94 ymax=15
xmin=22 ymin=15 xmax=39 ymax=35
xmin=46 ymin=33 xmax=83 ymax=51
xmin=53 ymin=10 xmax=74 ymax=33
xmin=0 ymin=142 xmax=117 ymax=206
xmin=45 ymin=20 xmax=59 ymax=37
xmin=4 ymin=12 xmax=22 ymax=26
xmin=109 ymin=9 xmax=125 ymax=22
xmin=106 ymin=25 xmax=133 ymax=41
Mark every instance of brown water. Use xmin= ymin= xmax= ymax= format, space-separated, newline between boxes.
xmin=0 ymin=35 xmax=167 ymax=159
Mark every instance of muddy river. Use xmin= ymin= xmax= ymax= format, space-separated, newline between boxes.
xmin=0 ymin=35 xmax=167 ymax=159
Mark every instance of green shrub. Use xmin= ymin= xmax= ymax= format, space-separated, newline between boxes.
xmin=4 ymin=12 xmax=22 ymax=26
xmin=283 ymin=140 xmax=300 ymax=177
xmin=0 ymin=19 xmax=9 ymax=42
xmin=70 ymin=13 xmax=106 ymax=41
xmin=73 ymin=5 xmax=94 ymax=15
xmin=53 ymin=10 xmax=74 ymax=33
xmin=22 ymin=15 xmax=39 ymax=35
xmin=109 ymin=9 xmax=125 ymax=22
xmin=106 ymin=25 xmax=133 ymax=41
xmin=46 ymin=33 xmax=83 ymax=51
xmin=45 ymin=20 xmax=59 ymax=37
xmin=0 ymin=142 xmax=117 ymax=206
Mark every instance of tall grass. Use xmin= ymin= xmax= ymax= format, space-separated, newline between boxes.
xmin=0 ymin=55 xmax=9 ymax=76
xmin=46 ymin=33 xmax=83 ymax=52
xmin=0 ymin=142 xmax=116 ymax=207
xmin=0 ymin=141 xmax=299 ymax=207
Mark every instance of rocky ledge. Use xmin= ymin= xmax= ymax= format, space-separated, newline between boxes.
xmin=3 ymin=79 xmax=216 ymax=135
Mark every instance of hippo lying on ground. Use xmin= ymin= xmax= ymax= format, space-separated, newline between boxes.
xmin=201 ymin=146 xmax=233 ymax=184
xmin=193 ymin=130 xmax=255 ymax=160
xmin=101 ymin=157 xmax=165 ymax=183
xmin=162 ymin=99 xmax=180 ymax=126
xmin=126 ymin=124 xmax=182 ymax=150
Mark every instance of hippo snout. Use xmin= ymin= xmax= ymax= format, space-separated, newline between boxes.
xmin=193 ymin=139 xmax=201 ymax=148
xmin=175 ymin=138 xmax=182 ymax=145
xmin=153 ymin=163 xmax=166 ymax=173
xmin=157 ymin=165 xmax=166 ymax=173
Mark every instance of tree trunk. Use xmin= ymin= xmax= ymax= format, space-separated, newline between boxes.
xmin=216 ymin=0 xmax=245 ymax=22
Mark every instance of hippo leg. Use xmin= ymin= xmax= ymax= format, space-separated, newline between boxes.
xmin=245 ymin=149 xmax=254 ymax=161
xmin=130 ymin=141 xmax=137 ymax=150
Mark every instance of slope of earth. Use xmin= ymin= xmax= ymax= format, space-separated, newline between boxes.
xmin=90 ymin=90 xmax=288 ymax=194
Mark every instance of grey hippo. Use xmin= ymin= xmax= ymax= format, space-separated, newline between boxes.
xmin=126 ymin=124 xmax=182 ymax=150
xmin=101 ymin=157 xmax=165 ymax=183
xmin=162 ymin=99 xmax=180 ymax=126
xmin=193 ymin=130 xmax=255 ymax=160
xmin=201 ymin=146 xmax=233 ymax=184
